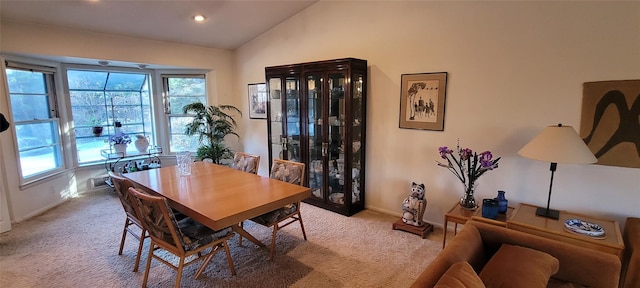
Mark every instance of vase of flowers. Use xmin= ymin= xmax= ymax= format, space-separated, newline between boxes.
xmin=109 ymin=131 xmax=131 ymax=155
xmin=437 ymin=140 xmax=501 ymax=210
xmin=460 ymin=182 xmax=478 ymax=210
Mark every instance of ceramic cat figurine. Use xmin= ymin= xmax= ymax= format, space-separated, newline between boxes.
xmin=402 ymin=182 xmax=427 ymax=226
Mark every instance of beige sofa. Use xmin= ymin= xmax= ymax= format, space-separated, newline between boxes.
xmin=411 ymin=220 xmax=621 ymax=288
xmin=621 ymin=217 xmax=639 ymax=288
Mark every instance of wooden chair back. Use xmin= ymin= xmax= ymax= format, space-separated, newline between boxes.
xmin=246 ymin=158 xmax=307 ymax=261
xmin=270 ymin=159 xmax=305 ymax=185
xmin=109 ymin=171 xmax=138 ymax=220
xmin=127 ymin=187 xmax=186 ymax=254
xmin=127 ymin=187 xmax=237 ymax=286
xmin=109 ymin=171 xmax=148 ymax=272
xmin=232 ymin=151 xmax=260 ymax=174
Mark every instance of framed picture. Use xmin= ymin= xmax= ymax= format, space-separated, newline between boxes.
xmin=248 ymin=83 xmax=267 ymax=119
xmin=399 ymin=72 xmax=448 ymax=130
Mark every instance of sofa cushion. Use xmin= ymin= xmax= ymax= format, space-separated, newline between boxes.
xmin=479 ymin=244 xmax=559 ymax=288
xmin=434 ymin=262 xmax=486 ymax=288
xmin=410 ymin=224 xmax=486 ymax=288
xmin=470 ymin=221 xmax=620 ymax=287
xmin=546 ymin=279 xmax=587 ymax=288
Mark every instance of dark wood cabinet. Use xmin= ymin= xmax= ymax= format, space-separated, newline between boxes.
xmin=266 ymin=58 xmax=367 ymax=216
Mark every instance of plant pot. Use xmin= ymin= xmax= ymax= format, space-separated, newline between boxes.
xmin=482 ymin=198 xmax=499 ymax=219
xmin=92 ymin=126 xmax=103 ymax=137
xmin=113 ymin=143 xmax=127 ymax=155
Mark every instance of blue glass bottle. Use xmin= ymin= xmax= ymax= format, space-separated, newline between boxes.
xmin=496 ymin=190 xmax=508 ymax=214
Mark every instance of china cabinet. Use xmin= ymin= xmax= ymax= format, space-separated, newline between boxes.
xmin=266 ymin=58 xmax=367 ymax=216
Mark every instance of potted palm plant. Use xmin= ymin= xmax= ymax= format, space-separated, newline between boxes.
xmin=183 ymin=103 xmax=242 ymax=164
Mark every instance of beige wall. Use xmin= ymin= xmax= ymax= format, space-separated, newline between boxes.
xmin=235 ymin=1 xmax=640 ymax=226
xmin=1 ymin=2 xmax=638 ymax=228
xmin=0 ymin=21 xmax=235 ymax=222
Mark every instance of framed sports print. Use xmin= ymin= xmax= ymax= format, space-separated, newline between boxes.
xmin=399 ymin=72 xmax=448 ymax=130
xmin=248 ymin=83 xmax=267 ymax=119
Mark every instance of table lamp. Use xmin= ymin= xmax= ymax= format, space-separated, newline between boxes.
xmin=517 ymin=124 xmax=597 ymax=219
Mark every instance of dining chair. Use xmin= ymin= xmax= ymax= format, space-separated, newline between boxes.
xmin=241 ymin=159 xmax=307 ymax=261
xmin=231 ymin=151 xmax=260 ymax=174
xmin=109 ymin=171 xmax=147 ymax=272
xmin=232 ymin=151 xmax=260 ymax=246
xmin=127 ymin=187 xmax=236 ymax=288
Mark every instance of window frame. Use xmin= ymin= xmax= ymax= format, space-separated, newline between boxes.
xmin=4 ymin=60 xmax=67 ymax=184
xmin=63 ymin=65 xmax=157 ymax=166
xmin=2 ymin=56 xmax=212 ymax=186
xmin=160 ymin=73 xmax=208 ymax=154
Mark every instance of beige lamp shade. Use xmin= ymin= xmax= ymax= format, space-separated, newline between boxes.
xmin=518 ymin=124 xmax=597 ymax=164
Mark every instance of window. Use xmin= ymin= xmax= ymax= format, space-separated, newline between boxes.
xmin=5 ymin=64 xmax=64 ymax=182
xmin=67 ymin=69 xmax=153 ymax=164
xmin=162 ymin=75 xmax=206 ymax=153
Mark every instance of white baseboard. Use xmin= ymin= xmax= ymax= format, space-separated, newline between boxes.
xmin=0 ymin=220 xmax=11 ymax=233
xmin=83 ymin=185 xmax=113 ymax=195
xmin=12 ymin=198 xmax=69 ymax=224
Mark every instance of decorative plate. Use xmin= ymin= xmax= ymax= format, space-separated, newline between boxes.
xmin=279 ymin=150 xmax=292 ymax=159
xmin=328 ymin=193 xmax=344 ymax=205
xmin=564 ymin=219 xmax=605 ymax=237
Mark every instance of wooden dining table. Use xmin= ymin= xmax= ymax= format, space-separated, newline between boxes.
xmin=124 ymin=161 xmax=311 ymax=247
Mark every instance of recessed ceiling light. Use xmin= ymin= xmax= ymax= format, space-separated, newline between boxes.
xmin=137 ymin=64 xmax=148 ymax=69
xmin=193 ymin=15 xmax=206 ymax=22
xmin=98 ymin=61 xmax=109 ymax=66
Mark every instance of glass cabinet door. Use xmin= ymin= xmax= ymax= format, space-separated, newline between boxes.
xmin=351 ymin=73 xmax=364 ymax=204
xmin=284 ymin=77 xmax=300 ymax=161
xmin=268 ymin=77 xmax=283 ymax=160
xmin=307 ymin=75 xmax=323 ymax=200
xmin=327 ymin=73 xmax=346 ymax=207
xmin=269 ymin=76 xmax=300 ymax=161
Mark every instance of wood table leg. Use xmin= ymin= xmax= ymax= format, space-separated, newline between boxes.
xmin=232 ymin=224 xmax=266 ymax=248
xmin=442 ymin=216 xmax=448 ymax=249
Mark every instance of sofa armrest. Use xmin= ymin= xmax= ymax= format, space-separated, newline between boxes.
xmin=471 ymin=221 xmax=621 ymax=288
xmin=410 ymin=223 xmax=486 ymax=288
xmin=621 ymin=217 xmax=640 ymax=288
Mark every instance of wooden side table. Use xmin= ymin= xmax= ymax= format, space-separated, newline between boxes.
xmin=442 ymin=202 xmax=514 ymax=248
xmin=507 ymin=203 xmax=624 ymax=259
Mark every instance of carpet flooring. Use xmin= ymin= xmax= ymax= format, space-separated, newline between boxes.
xmin=0 ymin=192 xmax=443 ymax=287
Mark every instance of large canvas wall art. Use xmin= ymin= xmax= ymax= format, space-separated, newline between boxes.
xmin=580 ymin=80 xmax=640 ymax=168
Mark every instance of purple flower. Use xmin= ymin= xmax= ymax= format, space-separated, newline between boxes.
xmin=479 ymin=151 xmax=492 ymax=164
xmin=479 ymin=151 xmax=498 ymax=170
xmin=109 ymin=131 xmax=131 ymax=145
xmin=439 ymin=146 xmax=453 ymax=159
xmin=436 ymin=141 xmax=501 ymax=186
xmin=460 ymin=148 xmax=473 ymax=160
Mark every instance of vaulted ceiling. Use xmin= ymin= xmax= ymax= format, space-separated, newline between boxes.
xmin=1 ymin=0 xmax=317 ymax=50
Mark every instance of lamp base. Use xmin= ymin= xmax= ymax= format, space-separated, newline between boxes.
xmin=535 ymin=207 xmax=560 ymax=220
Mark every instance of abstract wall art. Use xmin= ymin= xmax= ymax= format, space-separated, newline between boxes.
xmin=580 ymin=80 xmax=640 ymax=168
